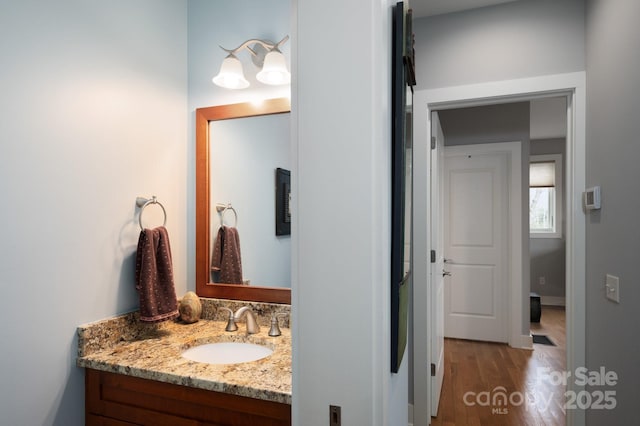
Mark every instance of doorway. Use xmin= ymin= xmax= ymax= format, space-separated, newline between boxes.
xmin=430 ymin=103 xmax=566 ymax=424
xmin=411 ymin=72 xmax=586 ymax=426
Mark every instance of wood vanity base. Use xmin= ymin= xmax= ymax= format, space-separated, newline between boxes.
xmin=85 ymin=369 xmax=291 ymax=425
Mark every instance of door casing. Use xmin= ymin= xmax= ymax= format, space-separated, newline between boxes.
xmin=429 ymin=112 xmax=444 ymax=415
xmin=412 ymin=72 xmax=586 ymax=426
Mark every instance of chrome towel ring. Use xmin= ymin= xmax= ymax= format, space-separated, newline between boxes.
xmin=216 ymin=203 xmax=238 ymax=227
xmin=136 ymin=196 xmax=167 ymax=230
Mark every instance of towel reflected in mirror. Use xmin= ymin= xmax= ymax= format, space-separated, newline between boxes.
xmin=211 ymin=226 xmax=244 ymax=284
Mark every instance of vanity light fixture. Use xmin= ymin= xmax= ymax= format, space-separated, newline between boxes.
xmin=212 ymin=35 xmax=291 ymax=89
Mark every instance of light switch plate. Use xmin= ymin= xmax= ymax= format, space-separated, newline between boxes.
xmin=605 ymin=274 xmax=620 ymax=303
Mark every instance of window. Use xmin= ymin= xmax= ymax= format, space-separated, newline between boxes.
xmin=529 ymin=154 xmax=562 ymax=238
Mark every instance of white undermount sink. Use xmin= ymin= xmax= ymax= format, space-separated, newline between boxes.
xmin=182 ymin=342 xmax=273 ymax=365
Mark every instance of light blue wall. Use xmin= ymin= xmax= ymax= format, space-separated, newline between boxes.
xmin=294 ymin=0 xmax=407 ymax=424
xmin=187 ymin=0 xmax=291 ymax=109
xmin=186 ymin=0 xmax=292 ymax=290
xmin=585 ymin=0 xmax=640 ymax=423
xmin=0 ymin=1 xmax=409 ymax=425
xmin=0 ymin=1 xmax=188 ymax=424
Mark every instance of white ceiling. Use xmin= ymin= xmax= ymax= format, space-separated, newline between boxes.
xmin=411 ymin=0 xmax=519 ymax=18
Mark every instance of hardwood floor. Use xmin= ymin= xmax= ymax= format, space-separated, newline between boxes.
xmin=430 ymin=306 xmax=566 ymax=426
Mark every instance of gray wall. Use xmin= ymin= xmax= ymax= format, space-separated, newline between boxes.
xmin=440 ymin=102 xmax=530 ymax=146
xmin=585 ymin=0 xmax=640 ymax=423
xmin=439 ymin=102 xmax=531 ymax=335
xmin=413 ymin=0 xmax=586 ymax=90
xmin=530 ymin=239 xmax=565 ymax=297
xmin=530 ymin=139 xmax=566 ymax=299
xmin=409 ymin=0 xmax=640 ymax=422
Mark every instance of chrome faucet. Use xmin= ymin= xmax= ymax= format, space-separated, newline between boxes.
xmin=220 ymin=306 xmax=260 ymax=334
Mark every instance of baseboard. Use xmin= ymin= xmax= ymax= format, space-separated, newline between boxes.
xmin=541 ymin=296 xmax=566 ymax=306
xmin=408 ymin=403 xmax=414 ymax=426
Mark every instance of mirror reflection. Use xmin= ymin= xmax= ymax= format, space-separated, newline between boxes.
xmin=195 ymin=98 xmax=291 ymax=304
xmin=210 ymin=113 xmax=291 ymax=288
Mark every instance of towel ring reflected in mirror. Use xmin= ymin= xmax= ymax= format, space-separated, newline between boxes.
xmin=216 ymin=203 xmax=238 ymax=228
xmin=136 ymin=196 xmax=167 ymax=230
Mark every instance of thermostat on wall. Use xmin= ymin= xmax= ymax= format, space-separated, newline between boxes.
xmin=584 ymin=186 xmax=601 ymax=210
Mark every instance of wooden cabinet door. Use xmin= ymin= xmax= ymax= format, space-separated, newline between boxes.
xmin=85 ymin=369 xmax=291 ymax=426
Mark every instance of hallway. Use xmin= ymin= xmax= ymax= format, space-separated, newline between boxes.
xmin=431 ymin=307 xmax=566 ymax=426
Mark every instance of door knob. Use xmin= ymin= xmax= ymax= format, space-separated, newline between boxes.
xmin=442 ymin=270 xmax=452 ymax=277
xmin=444 ymin=258 xmax=453 ymax=263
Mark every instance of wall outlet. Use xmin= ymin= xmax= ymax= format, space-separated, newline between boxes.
xmin=330 ymin=405 xmax=341 ymax=426
xmin=539 ymin=276 xmax=546 ymax=286
xmin=605 ymin=274 xmax=620 ymax=303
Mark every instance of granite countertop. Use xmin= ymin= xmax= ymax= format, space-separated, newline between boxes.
xmin=76 ymin=312 xmax=291 ymax=405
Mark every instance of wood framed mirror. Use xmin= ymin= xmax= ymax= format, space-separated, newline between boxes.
xmin=195 ymin=98 xmax=291 ymax=304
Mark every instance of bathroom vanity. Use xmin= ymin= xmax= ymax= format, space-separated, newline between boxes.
xmin=77 ymin=300 xmax=291 ymax=425
xmin=77 ymin=98 xmax=296 ymax=425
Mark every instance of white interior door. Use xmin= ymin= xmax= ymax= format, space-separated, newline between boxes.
xmin=430 ymin=112 xmax=444 ymax=415
xmin=443 ymin=146 xmax=509 ymax=343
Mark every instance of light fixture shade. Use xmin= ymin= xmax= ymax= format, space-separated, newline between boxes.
xmin=256 ymin=50 xmax=291 ymax=85
xmin=212 ymin=55 xmax=249 ymax=89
